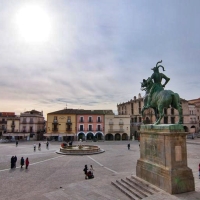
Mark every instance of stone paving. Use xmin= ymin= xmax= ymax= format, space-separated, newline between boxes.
xmin=0 ymin=139 xmax=200 ymax=200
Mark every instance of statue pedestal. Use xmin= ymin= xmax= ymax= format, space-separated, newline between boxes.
xmin=136 ymin=124 xmax=195 ymax=194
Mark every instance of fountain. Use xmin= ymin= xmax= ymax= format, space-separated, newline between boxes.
xmin=56 ymin=139 xmax=105 ymax=155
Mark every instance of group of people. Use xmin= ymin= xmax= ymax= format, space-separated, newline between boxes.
xmin=11 ymin=156 xmax=29 ymax=169
xmin=33 ymin=142 xmax=49 ymax=151
xmin=11 ymin=155 xmax=17 ymax=168
xmin=83 ymin=165 xmax=94 ymax=179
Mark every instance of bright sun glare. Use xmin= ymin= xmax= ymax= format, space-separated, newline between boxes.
xmin=16 ymin=5 xmax=51 ymax=43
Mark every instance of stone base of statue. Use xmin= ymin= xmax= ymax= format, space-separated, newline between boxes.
xmin=136 ymin=124 xmax=195 ymax=194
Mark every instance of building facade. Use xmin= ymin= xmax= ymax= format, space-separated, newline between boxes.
xmin=20 ymin=110 xmax=45 ymax=140
xmin=104 ymin=114 xmax=130 ymax=140
xmin=46 ymin=109 xmax=77 ymax=141
xmin=117 ymin=94 xmax=199 ymax=137
xmin=0 ymin=112 xmax=15 ymax=137
xmin=46 ymin=109 xmax=115 ymax=141
xmin=77 ymin=110 xmax=105 ymax=141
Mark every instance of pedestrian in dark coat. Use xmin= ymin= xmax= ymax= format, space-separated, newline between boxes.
xmin=127 ymin=143 xmax=130 ymax=150
xmin=20 ymin=157 xmax=24 ymax=168
xmin=14 ymin=155 xmax=17 ymax=168
xmin=199 ymin=163 xmax=200 ymax=179
xmin=83 ymin=165 xmax=88 ymax=179
xmin=46 ymin=141 xmax=49 ymax=149
xmin=11 ymin=156 xmax=14 ymax=169
xmin=25 ymin=157 xmax=29 ymax=169
xmin=16 ymin=141 xmax=18 ymax=147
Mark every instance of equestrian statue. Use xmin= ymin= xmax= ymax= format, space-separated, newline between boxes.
xmin=141 ymin=60 xmax=183 ymax=125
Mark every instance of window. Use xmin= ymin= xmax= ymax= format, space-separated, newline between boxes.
xmin=164 ymin=108 xmax=167 ymax=115
xmin=80 ymin=117 xmax=84 ymax=122
xmin=171 ymin=117 xmax=175 ymax=124
xmin=139 ymin=101 xmax=141 ymax=107
xmin=164 ymin=117 xmax=168 ymax=124
xmin=131 ymin=103 xmax=133 ymax=114
xmin=79 ymin=125 xmax=84 ymax=131
xmin=139 ymin=108 xmax=141 ymax=114
xmin=88 ymin=117 xmax=92 ymax=122
xmin=171 ymin=108 xmax=174 ymax=115
xmin=139 ymin=117 xmax=142 ymax=122
xmin=97 ymin=117 xmax=101 ymax=122
xmin=88 ymin=125 xmax=92 ymax=131
xmin=97 ymin=125 xmax=101 ymax=131
xmin=134 ymin=117 xmax=137 ymax=123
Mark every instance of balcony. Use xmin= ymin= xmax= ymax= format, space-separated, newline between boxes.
xmin=97 ymin=120 xmax=102 ymax=123
xmin=109 ymin=122 xmax=113 ymax=125
xmin=190 ymin=121 xmax=197 ymax=124
xmin=88 ymin=119 xmax=93 ymax=123
xmin=66 ymin=120 xmax=72 ymax=124
xmin=38 ymin=121 xmax=44 ymax=124
xmin=119 ymin=121 xmax=124 ymax=125
xmin=21 ymin=121 xmax=27 ymax=124
xmin=87 ymin=129 xmax=93 ymax=131
xmin=52 ymin=120 xmax=58 ymax=124
xmin=66 ymin=128 xmax=72 ymax=132
xmin=52 ymin=128 xmax=58 ymax=132
xmin=78 ymin=129 xmax=85 ymax=131
xmin=0 ymin=120 xmax=6 ymax=124
xmin=108 ymin=129 xmax=124 ymax=133
xmin=79 ymin=120 xmax=84 ymax=123
xmin=29 ymin=121 xmax=34 ymax=124
xmin=96 ymin=128 xmax=102 ymax=131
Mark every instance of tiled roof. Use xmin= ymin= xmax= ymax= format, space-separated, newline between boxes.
xmin=48 ymin=109 xmax=114 ymax=115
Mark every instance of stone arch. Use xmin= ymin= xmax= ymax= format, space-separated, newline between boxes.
xmin=77 ymin=132 xmax=85 ymax=141
xmin=115 ymin=133 xmax=121 ymax=141
xmin=122 ymin=133 xmax=128 ymax=140
xmin=105 ymin=133 xmax=113 ymax=141
xmin=86 ymin=132 xmax=94 ymax=140
xmin=95 ymin=132 xmax=104 ymax=140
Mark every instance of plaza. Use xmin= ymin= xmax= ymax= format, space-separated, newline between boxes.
xmin=0 ymin=140 xmax=200 ymax=200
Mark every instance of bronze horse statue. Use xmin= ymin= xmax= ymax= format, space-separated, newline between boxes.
xmin=141 ymin=77 xmax=183 ymax=125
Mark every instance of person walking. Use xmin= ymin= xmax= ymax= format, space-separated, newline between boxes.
xmin=38 ymin=143 xmax=41 ymax=150
xmin=199 ymin=163 xmax=200 ymax=179
xmin=14 ymin=155 xmax=17 ymax=168
xmin=25 ymin=157 xmax=29 ymax=169
xmin=127 ymin=143 xmax=130 ymax=150
xmin=46 ymin=141 xmax=49 ymax=149
xmin=33 ymin=143 xmax=36 ymax=151
xmin=11 ymin=156 xmax=14 ymax=169
xmin=83 ymin=165 xmax=88 ymax=179
xmin=20 ymin=157 xmax=24 ymax=168
xmin=16 ymin=141 xmax=18 ymax=147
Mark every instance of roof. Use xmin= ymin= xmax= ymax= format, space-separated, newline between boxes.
xmin=188 ymin=98 xmax=200 ymax=105
xmin=48 ymin=109 xmax=114 ymax=115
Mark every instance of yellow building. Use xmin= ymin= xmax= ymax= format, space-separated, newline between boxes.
xmin=45 ymin=109 xmax=77 ymax=141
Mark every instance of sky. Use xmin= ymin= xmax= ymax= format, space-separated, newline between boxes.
xmin=0 ymin=0 xmax=200 ymax=119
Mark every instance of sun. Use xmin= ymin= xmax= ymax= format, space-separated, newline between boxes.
xmin=15 ymin=5 xmax=51 ymax=43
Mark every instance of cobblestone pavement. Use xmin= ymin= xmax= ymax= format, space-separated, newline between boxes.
xmin=0 ymin=139 xmax=200 ymax=200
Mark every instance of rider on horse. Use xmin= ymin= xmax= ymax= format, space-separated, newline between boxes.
xmin=145 ymin=60 xmax=170 ymax=109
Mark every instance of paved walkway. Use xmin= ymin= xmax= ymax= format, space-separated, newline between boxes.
xmin=0 ymin=140 xmax=199 ymax=200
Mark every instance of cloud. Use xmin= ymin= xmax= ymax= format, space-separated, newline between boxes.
xmin=0 ymin=0 xmax=200 ymax=118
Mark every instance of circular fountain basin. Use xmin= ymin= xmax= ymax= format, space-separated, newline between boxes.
xmin=56 ymin=144 xmax=105 ymax=155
